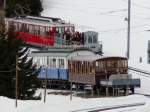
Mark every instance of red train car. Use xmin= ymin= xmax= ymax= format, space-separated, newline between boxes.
xmin=5 ymin=16 xmax=75 ymax=46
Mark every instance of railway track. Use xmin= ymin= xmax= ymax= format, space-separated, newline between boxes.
xmin=71 ymin=102 xmax=145 ymax=112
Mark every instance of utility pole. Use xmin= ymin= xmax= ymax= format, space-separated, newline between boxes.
xmin=44 ymin=57 xmax=48 ymax=103
xmin=15 ymin=55 xmax=18 ymax=108
xmin=70 ymin=57 xmax=73 ymax=101
xmin=127 ymin=0 xmax=131 ymax=59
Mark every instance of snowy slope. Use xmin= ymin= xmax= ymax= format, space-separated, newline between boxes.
xmin=41 ymin=0 xmax=150 ymax=95
xmin=0 ymin=89 xmax=150 ymax=112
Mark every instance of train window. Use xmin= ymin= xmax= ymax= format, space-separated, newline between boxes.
xmin=40 ymin=57 xmax=47 ymax=67
xmin=70 ymin=27 xmax=74 ymax=33
xmin=118 ymin=60 xmax=127 ymax=67
xmin=29 ymin=25 xmax=34 ymax=34
xmin=84 ymin=37 xmax=87 ymax=44
xmin=93 ymin=35 xmax=97 ymax=43
xmin=52 ymin=58 xmax=56 ymax=68
xmin=48 ymin=58 xmax=56 ymax=68
xmin=89 ymin=62 xmax=93 ymax=73
xmin=122 ymin=60 xmax=127 ymax=67
xmin=85 ymin=62 xmax=87 ymax=74
xmin=96 ymin=62 xmax=98 ymax=67
xmin=78 ymin=61 xmax=81 ymax=74
xmin=14 ymin=23 xmax=18 ymax=31
xmin=58 ymin=59 xmax=65 ymax=68
xmin=125 ymin=60 xmax=128 ymax=67
xmin=100 ymin=61 xmax=104 ymax=68
xmin=88 ymin=36 xmax=92 ymax=43
xmin=107 ymin=61 xmax=116 ymax=68
xmin=35 ymin=58 xmax=40 ymax=68
xmin=39 ymin=26 xmax=45 ymax=36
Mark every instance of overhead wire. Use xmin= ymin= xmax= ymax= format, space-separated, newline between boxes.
xmin=97 ymin=23 xmax=150 ymax=33
xmin=122 ymin=0 xmax=150 ymax=10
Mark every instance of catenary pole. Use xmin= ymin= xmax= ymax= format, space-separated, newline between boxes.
xmin=15 ymin=55 xmax=18 ymax=108
xmin=127 ymin=0 xmax=131 ymax=59
xmin=44 ymin=57 xmax=48 ymax=103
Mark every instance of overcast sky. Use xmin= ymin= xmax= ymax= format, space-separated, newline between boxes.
xmin=42 ymin=0 xmax=150 ymax=63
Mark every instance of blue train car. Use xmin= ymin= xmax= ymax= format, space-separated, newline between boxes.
xmin=38 ymin=68 xmax=69 ymax=80
xmin=38 ymin=67 xmax=46 ymax=79
xmin=48 ymin=68 xmax=59 ymax=79
xmin=58 ymin=69 xmax=68 ymax=80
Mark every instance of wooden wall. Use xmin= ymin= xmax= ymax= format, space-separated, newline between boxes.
xmin=68 ymin=60 xmax=96 ymax=85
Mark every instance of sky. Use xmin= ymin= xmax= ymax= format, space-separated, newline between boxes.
xmin=41 ymin=0 xmax=150 ymax=63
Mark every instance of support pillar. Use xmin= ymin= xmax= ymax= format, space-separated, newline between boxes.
xmin=106 ymin=87 xmax=109 ymax=97
xmin=91 ymin=85 xmax=94 ymax=97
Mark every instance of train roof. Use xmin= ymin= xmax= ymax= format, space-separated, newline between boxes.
xmin=5 ymin=16 xmax=74 ymax=27
xmin=69 ymin=55 xmax=127 ymax=62
xmin=28 ymin=47 xmax=95 ymax=57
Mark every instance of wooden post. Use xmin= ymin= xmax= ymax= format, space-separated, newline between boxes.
xmin=44 ymin=57 xmax=48 ymax=103
xmin=106 ymin=87 xmax=109 ymax=97
xmin=70 ymin=81 xmax=72 ymax=101
xmin=105 ymin=69 xmax=109 ymax=97
xmin=15 ymin=55 xmax=18 ymax=108
xmin=75 ymin=84 xmax=78 ymax=96
xmin=126 ymin=75 xmax=129 ymax=96
xmin=113 ymin=86 xmax=115 ymax=96
xmin=96 ymin=87 xmax=100 ymax=97
xmin=70 ymin=57 xmax=73 ymax=101
xmin=91 ymin=85 xmax=94 ymax=97
xmin=84 ymin=85 xmax=86 ymax=98
xmin=44 ymin=67 xmax=48 ymax=103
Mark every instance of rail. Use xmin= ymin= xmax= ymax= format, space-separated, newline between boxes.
xmin=71 ymin=102 xmax=145 ymax=112
xmin=128 ymin=66 xmax=150 ymax=76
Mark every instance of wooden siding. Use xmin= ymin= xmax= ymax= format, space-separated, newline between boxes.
xmin=68 ymin=60 xmax=96 ymax=85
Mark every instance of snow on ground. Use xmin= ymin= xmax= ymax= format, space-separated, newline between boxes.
xmin=0 ymin=89 xmax=150 ymax=112
xmin=128 ymin=61 xmax=150 ymax=95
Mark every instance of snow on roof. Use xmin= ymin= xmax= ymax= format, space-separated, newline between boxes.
xmin=70 ymin=55 xmax=127 ymax=62
xmin=5 ymin=16 xmax=74 ymax=27
xmin=28 ymin=47 xmax=94 ymax=58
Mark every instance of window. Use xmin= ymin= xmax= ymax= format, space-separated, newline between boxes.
xmin=52 ymin=58 xmax=56 ymax=68
xmin=88 ymin=36 xmax=92 ymax=43
xmin=35 ymin=58 xmax=41 ymax=68
xmin=107 ymin=61 xmax=116 ymax=68
xmin=93 ymin=35 xmax=98 ymax=43
xmin=48 ymin=58 xmax=56 ymax=68
xmin=100 ymin=61 xmax=104 ymax=68
xmin=58 ymin=59 xmax=65 ymax=68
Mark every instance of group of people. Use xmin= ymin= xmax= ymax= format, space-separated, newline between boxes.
xmin=63 ymin=31 xmax=84 ymax=45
